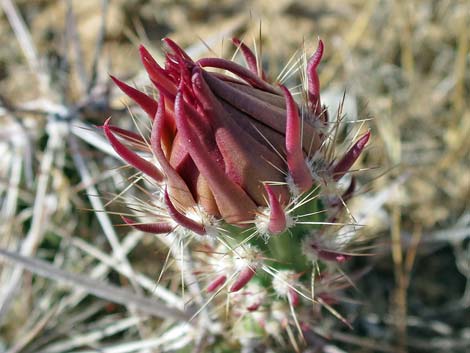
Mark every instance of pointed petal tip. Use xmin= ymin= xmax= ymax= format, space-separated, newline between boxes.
xmin=121 ymin=216 xmax=173 ymax=234
xmin=309 ymin=39 xmax=324 ymax=70
xmin=332 ymin=130 xmax=371 ymax=181
xmin=164 ymin=189 xmax=206 ymax=235
xmin=103 ymin=118 xmax=163 ymax=182
xmin=109 ymin=75 xmax=158 ymax=119
xmin=279 ymin=85 xmax=313 ymax=193
xmin=265 ymin=184 xmax=287 ymax=235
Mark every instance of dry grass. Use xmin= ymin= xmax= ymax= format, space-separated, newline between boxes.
xmin=0 ymin=0 xmax=469 ymax=352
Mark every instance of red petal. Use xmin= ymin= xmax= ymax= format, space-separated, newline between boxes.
xmin=232 ymin=37 xmax=266 ymax=80
xmin=103 ymin=118 xmax=163 ymax=182
xmin=110 ymin=75 xmax=158 ymax=119
xmin=307 ymin=39 xmax=324 ymax=116
xmin=139 ymin=45 xmax=177 ymax=98
xmin=151 ymin=96 xmax=196 ymax=209
xmin=204 ymin=73 xmax=320 ymax=152
xmin=280 ymin=85 xmax=313 ymax=193
xmin=162 ymin=38 xmax=193 ymax=62
xmin=220 ymin=101 xmax=286 ymax=154
xmin=193 ymin=69 xmax=289 ymax=206
xmin=174 ymin=91 xmax=257 ymax=225
xmin=332 ymin=131 xmax=370 ymax=181
xmin=164 ymin=189 xmax=205 ymax=235
xmin=265 ymin=185 xmax=287 ymax=235
xmin=97 ymin=124 xmax=147 ymax=151
xmin=197 ymin=57 xmax=278 ymax=94
xmin=121 ymin=216 xmax=173 ymax=234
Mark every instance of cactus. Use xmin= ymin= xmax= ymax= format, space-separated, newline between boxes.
xmin=104 ymin=37 xmax=370 ymax=351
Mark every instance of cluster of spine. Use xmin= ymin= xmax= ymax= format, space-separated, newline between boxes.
xmin=103 ymin=37 xmax=370 ymax=346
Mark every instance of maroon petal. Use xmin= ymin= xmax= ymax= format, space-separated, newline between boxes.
xmin=151 ymin=96 xmax=197 ymax=209
xmin=121 ymin=216 xmax=173 ymax=234
xmin=164 ymin=189 xmax=206 ymax=235
xmin=307 ymin=39 xmax=324 ymax=116
xmin=220 ymin=101 xmax=286 ymax=154
xmin=110 ymin=75 xmax=158 ymax=119
xmin=203 ymin=73 xmax=320 ymax=152
xmin=162 ymin=37 xmax=193 ymax=62
xmin=332 ymin=131 xmax=370 ymax=181
xmin=265 ymin=185 xmax=287 ymax=235
xmin=193 ymin=68 xmax=289 ymax=206
xmin=174 ymin=91 xmax=257 ymax=225
xmin=139 ymin=45 xmax=177 ymax=98
xmin=280 ymin=85 xmax=313 ymax=193
xmin=103 ymin=118 xmax=163 ymax=182
xmin=232 ymin=37 xmax=266 ymax=80
xmin=223 ymin=80 xmax=286 ymax=109
xmin=98 ymin=124 xmax=146 ymax=151
xmin=197 ymin=57 xmax=278 ymax=94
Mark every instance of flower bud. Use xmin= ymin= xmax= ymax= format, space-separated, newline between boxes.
xmin=106 ymin=39 xmax=365 ymax=233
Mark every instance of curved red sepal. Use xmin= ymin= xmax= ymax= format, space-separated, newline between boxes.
xmin=307 ymin=39 xmax=324 ymax=116
xmin=163 ymin=189 xmax=206 ymax=235
xmin=280 ymin=85 xmax=313 ymax=193
xmin=151 ymin=96 xmax=197 ymax=209
xmin=103 ymin=118 xmax=163 ymax=182
xmin=139 ymin=45 xmax=177 ymax=99
xmin=232 ymin=37 xmax=266 ymax=80
xmin=197 ymin=57 xmax=278 ymax=95
xmin=265 ymin=185 xmax=287 ymax=235
xmin=121 ymin=216 xmax=173 ymax=234
xmin=332 ymin=131 xmax=370 ymax=181
xmin=110 ymin=75 xmax=158 ymax=119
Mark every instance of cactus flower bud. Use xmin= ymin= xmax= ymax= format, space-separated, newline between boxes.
xmin=106 ymin=38 xmax=343 ymax=233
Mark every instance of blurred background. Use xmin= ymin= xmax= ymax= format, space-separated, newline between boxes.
xmin=0 ymin=0 xmax=469 ymax=352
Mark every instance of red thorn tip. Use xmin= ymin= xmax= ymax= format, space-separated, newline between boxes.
xmin=103 ymin=118 xmax=163 ymax=182
xmin=163 ymin=189 xmax=206 ymax=235
xmin=207 ymin=274 xmax=227 ymax=293
xmin=280 ymin=85 xmax=313 ymax=193
xmin=230 ymin=267 xmax=256 ymax=292
xmin=109 ymin=75 xmax=158 ymax=119
xmin=332 ymin=131 xmax=371 ymax=181
xmin=121 ymin=216 xmax=173 ymax=234
xmin=265 ymin=185 xmax=287 ymax=235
